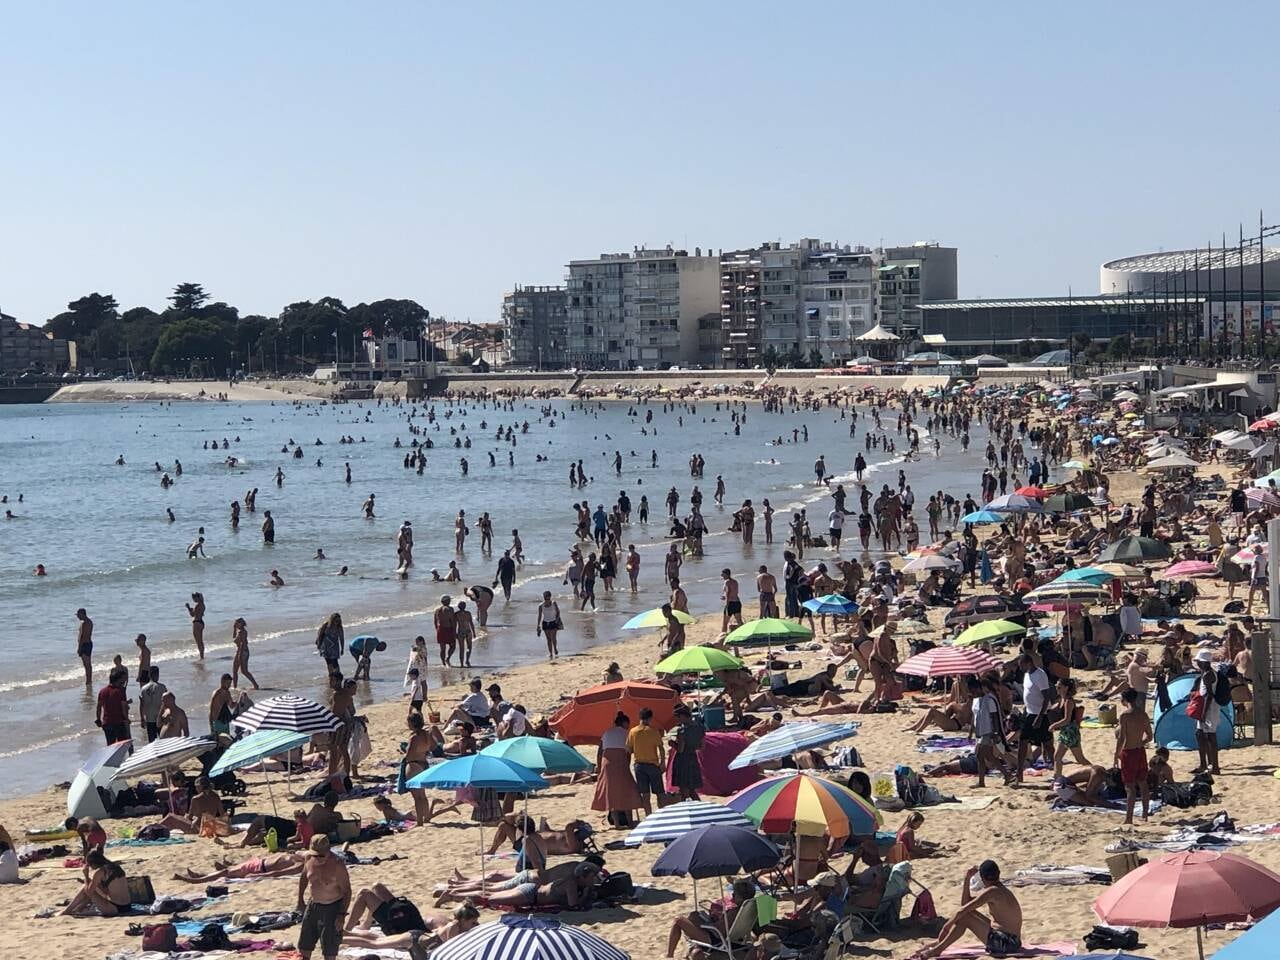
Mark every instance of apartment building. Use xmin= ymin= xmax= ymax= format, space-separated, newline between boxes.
xmin=722 ymin=240 xmax=876 ymax=366
xmin=0 ymin=313 xmax=76 ymax=374
xmin=565 ymin=246 xmax=719 ymax=369
xmin=876 ymin=243 xmax=958 ymax=338
xmin=502 ymin=285 xmax=568 ymax=368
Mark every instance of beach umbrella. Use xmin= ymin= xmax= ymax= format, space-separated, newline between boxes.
xmin=1222 ymin=435 xmax=1259 ymax=452
xmin=1162 ymin=560 xmax=1219 ymax=580
xmin=987 ymin=493 xmax=1045 ymax=514
xmin=68 ymin=740 xmax=131 ymax=819
xmin=1098 ymin=536 xmax=1173 ymax=563
xmin=1044 ymin=491 xmax=1096 ymax=513
xmin=479 ymin=736 xmax=592 ymax=775
xmin=1248 ymin=418 xmax=1280 ymax=431
xmin=1246 ymin=487 xmax=1280 ymax=510
xmin=1093 ymin=851 xmax=1280 ymax=960
xmin=727 ymin=773 xmax=881 ymax=839
xmin=549 ymin=681 xmax=680 ymax=746
xmin=209 ymin=728 xmax=312 ymax=816
xmin=1251 ymin=441 xmax=1276 ymax=459
xmin=728 ymin=721 xmax=859 ymax=770
xmin=1146 ymin=453 xmax=1201 ymax=471
xmin=1014 ymin=485 xmax=1047 ymax=498
xmin=1061 ymin=459 xmax=1089 ymax=470
xmin=113 ymin=735 xmax=215 ymax=780
xmin=725 ymin=617 xmax=814 ymax=645
xmin=1054 ymin=567 xmax=1115 ymax=585
xmin=655 ymin=645 xmax=744 ymax=675
xmin=896 ymin=646 xmax=1000 ymax=678
xmin=960 ymin=509 xmax=1003 ymax=524
xmin=1232 ymin=544 xmax=1268 ymax=564
xmin=652 ymin=824 xmax=781 ymax=954
xmin=622 ymin=607 xmax=696 ymax=629
xmin=953 ymin=619 xmax=1026 ymax=648
xmin=1030 ymin=600 xmax=1085 ymax=613
xmin=624 ymin=799 xmax=754 ymax=846
xmin=802 ymin=594 xmax=858 ymax=615
xmin=231 ymin=694 xmax=341 ymax=735
xmin=1213 ymin=429 xmax=1247 ymax=443
xmin=1211 ymin=901 xmax=1280 ymax=959
xmin=1024 ymin=581 xmax=1111 ymax=604
xmin=407 ymin=755 xmax=549 ymax=894
xmin=902 ymin=553 xmax=960 ymax=574
xmin=1250 ymin=472 xmax=1280 ymax=488
xmin=432 ymin=915 xmax=629 ymax=960
xmin=1097 ymin=562 xmax=1145 ymax=579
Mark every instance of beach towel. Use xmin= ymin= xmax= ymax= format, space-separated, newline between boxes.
xmin=939 ymin=941 xmax=1076 ymax=958
xmin=917 ymin=737 xmax=975 ymax=753
xmin=1007 ymin=864 xmax=1110 ymax=886
xmin=106 ymin=837 xmax=193 ymax=848
xmin=1051 ymin=798 xmax=1163 ymax=816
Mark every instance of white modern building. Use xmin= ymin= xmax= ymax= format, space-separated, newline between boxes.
xmin=565 ymin=246 xmax=720 ymax=369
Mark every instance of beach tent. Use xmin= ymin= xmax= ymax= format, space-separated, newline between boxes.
xmin=68 ymin=741 xmax=131 ymax=820
xmin=1154 ymin=674 xmax=1233 ymax=751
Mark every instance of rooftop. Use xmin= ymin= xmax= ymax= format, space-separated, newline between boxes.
xmin=1103 ymin=246 xmax=1280 ymax=272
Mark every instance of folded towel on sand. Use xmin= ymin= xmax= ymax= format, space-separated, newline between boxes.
xmin=939 ymin=941 xmax=1076 ymax=958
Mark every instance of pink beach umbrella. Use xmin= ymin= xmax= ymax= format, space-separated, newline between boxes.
xmin=1093 ymin=850 xmax=1280 ymax=959
xmin=895 ymin=646 xmax=1000 ymax=678
xmin=1161 ymin=560 xmax=1218 ymax=580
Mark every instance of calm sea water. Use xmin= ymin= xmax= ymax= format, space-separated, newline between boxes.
xmin=0 ymin=395 xmax=991 ymax=798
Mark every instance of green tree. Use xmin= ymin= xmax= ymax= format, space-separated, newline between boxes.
xmin=168 ymin=283 xmax=209 ymax=314
xmin=762 ymin=345 xmax=779 ymax=371
xmin=120 ymin=307 xmax=164 ymax=371
xmin=347 ymin=299 xmax=429 ymax=340
xmin=151 ymin=317 xmax=231 ymax=375
xmin=806 ymin=348 xmax=824 ymax=368
xmin=1070 ymin=332 xmax=1092 ymax=356
xmin=1106 ymin=333 xmax=1133 ymax=360
xmin=45 ymin=293 xmax=120 ymax=359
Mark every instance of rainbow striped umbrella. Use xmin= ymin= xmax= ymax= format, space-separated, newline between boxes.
xmin=726 ymin=773 xmax=881 ymax=839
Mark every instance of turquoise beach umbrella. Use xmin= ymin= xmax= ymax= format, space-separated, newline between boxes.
xmin=405 ymin=754 xmax=547 ymax=791
xmin=802 ymin=594 xmax=858 ymax=615
xmin=479 ymin=736 xmax=592 ymax=774
xmin=961 ymin=509 xmax=1002 ymax=524
xmin=1053 ymin=567 xmax=1114 ymax=586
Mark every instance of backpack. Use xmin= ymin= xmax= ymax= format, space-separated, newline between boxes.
xmin=597 ymin=871 xmax=635 ymax=901
xmin=141 ymin=923 xmax=177 ymax=952
xmin=1213 ymin=668 xmax=1235 ymax=707
xmin=136 ymin=825 xmax=170 ymax=842
xmin=189 ymin=923 xmax=234 ymax=951
xmin=1083 ymin=925 xmax=1139 ymax=951
xmin=909 ymin=888 xmax=938 ymax=924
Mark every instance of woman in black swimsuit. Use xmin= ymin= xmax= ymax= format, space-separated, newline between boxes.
xmin=185 ymin=592 xmax=206 ymax=659
xmin=62 ymin=850 xmax=131 ymax=916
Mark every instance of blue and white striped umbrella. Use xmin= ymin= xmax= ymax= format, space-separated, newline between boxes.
xmin=209 ymin=729 xmax=312 ymax=777
xmin=231 ymin=694 xmax=341 ymax=735
xmin=432 ymin=915 xmax=629 ymax=960
xmin=624 ymin=799 xmax=754 ymax=846
xmin=112 ymin=735 xmax=215 ymax=780
xmin=728 ymin=721 xmax=858 ymax=770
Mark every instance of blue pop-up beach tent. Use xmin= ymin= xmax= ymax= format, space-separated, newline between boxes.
xmin=1153 ymin=673 xmax=1233 ymax=751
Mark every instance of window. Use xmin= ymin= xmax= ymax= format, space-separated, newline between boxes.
xmin=828 ymin=270 xmax=847 ymax=281
xmin=849 ymin=286 xmax=869 ymax=301
xmin=848 ymin=305 xmax=864 ymax=321
xmin=827 ymin=288 xmax=843 ymax=300
xmin=826 ymin=305 xmax=842 ymax=320
xmin=827 ymin=322 xmax=842 ymax=337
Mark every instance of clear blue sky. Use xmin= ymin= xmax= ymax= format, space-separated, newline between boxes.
xmin=3 ymin=2 xmax=1277 ymax=325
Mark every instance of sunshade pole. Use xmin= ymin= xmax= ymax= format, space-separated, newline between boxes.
xmin=1196 ymin=925 xmax=1204 ymax=960
xmin=264 ymin=768 xmax=278 ymax=818
xmin=479 ymin=819 xmax=486 ymax=898
xmin=722 ymin=872 xmax=733 ymax=960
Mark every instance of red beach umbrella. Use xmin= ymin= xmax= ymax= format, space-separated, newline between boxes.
xmin=1014 ymin=485 xmax=1046 ymax=498
xmin=548 ymin=681 xmax=679 ymax=745
xmin=895 ymin=646 xmax=1000 ymax=678
xmin=1093 ymin=851 xmax=1280 ymax=959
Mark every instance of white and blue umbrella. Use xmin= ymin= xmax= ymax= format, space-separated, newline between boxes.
xmin=624 ymin=799 xmax=755 ymax=846
xmin=433 ymin=915 xmax=629 ymax=960
xmin=728 ymin=721 xmax=859 ymax=770
xmin=803 ymin=594 xmax=858 ymax=615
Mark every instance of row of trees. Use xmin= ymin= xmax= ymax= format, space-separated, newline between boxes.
xmin=44 ymin=284 xmax=433 ymax=375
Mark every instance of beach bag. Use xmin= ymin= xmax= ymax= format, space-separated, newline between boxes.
xmin=190 ymin=924 xmax=234 ymax=952
xmin=598 ymin=871 xmax=635 ymax=901
xmin=381 ymin=897 xmax=426 ymax=934
xmin=1185 ymin=689 xmax=1207 ymax=721
xmin=142 ymin=923 xmax=177 ymax=952
xmin=909 ymin=888 xmax=938 ymax=924
xmin=127 ymin=874 xmax=156 ymax=905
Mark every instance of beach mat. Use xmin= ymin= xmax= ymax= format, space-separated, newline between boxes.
xmin=1052 ymin=798 xmax=1164 ymax=815
xmin=939 ymin=941 xmax=1076 ymax=958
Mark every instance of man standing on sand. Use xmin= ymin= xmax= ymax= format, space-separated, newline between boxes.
xmin=296 ymin=835 xmax=351 ymax=960
xmin=1115 ymin=688 xmax=1152 ymax=825
xmin=210 ymin=673 xmax=235 ymax=738
xmin=75 ymin=608 xmax=94 ymax=689
xmin=720 ymin=569 xmax=743 ymax=633
xmin=755 ymin=565 xmax=778 ymax=618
